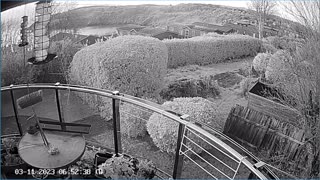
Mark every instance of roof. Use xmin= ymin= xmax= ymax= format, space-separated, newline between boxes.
xmin=192 ymin=22 xmax=235 ymax=33
xmin=138 ymin=27 xmax=167 ymax=36
xmin=51 ymin=32 xmax=87 ymax=43
xmin=192 ymin=22 xmax=222 ymax=29
xmin=168 ymin=24 xmax=194 ymax=29
xmin=236 ymin=20 xmax=251 ymax=25
xmin=117 ymin=24 xmax=146 ymax=31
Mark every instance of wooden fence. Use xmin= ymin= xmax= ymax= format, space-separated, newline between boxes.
xmin=223 ymin=105 xmax=310 ymax=174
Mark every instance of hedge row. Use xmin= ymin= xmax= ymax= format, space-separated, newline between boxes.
xmin=164 ymin=35 xmax=262 ymax=68
xmin=69 ymin=36 xmax=168 ymax=120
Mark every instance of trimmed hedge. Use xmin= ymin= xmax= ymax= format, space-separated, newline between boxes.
xmin=69 ymin=36 xmax=168 ymax=120
xmin=147 ymin=97 xmax=219 ymax=154
xmin=164 ymin=35 xmax=262 ymax=68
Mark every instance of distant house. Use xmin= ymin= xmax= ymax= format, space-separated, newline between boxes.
xmin=192 ymin=22 xmax=236 ymax=35
xmin=224 ymin=23 xmax=258 ymax=38
xmin=236 ymin=20 xmax=251 ymax=27
xmin=76 ymin=35 xmax=109 ymax=46
xmin=166 ymin=24 xmax=196 ymax=38
xmin=137 ymin=27 xmax=181 ymax=40
xmin=116 ymin=24 xmax=146 ymax=36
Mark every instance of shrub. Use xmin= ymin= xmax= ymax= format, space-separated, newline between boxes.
xmin=265 ymin=50 xmax=296 ymax=83
xmin=264 ymin=36 xmax=305 ymax=52
xmin=252 ymin=53 xmax=272 ymax=74
xmin=69 ymin=36 xmax=168 ymax=120
xmin=36 ymin=39 xmax=83 ymax=83
xmin=160 ymin=76 xmax=220 ymax=100
xmin=238 ymin=77 xmax=258 ymax=97
xmin=147 ymin=97 xmax=219 ymax=154
xmin=164 ymin=34 xmax=262 ymax=68
xmin=1 ymin=46 xmax=42 ymax=86
xmin=120 ymin=98 xmax=156 ymax=138
xmin=237 ymin=60 xmax=253 ymax=77
xmin=261 ymin=42 xmax=277 ymax=54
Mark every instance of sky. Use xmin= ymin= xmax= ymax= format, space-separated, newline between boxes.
xmin=76 ymin=0 xmax=249 ymax=7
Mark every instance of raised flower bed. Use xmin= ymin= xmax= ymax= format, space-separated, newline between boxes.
xmin=248 ymin=81 xmax=301 ymax=124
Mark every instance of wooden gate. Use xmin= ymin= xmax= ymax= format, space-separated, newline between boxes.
xmin=223 ymin=105 xmax=309 ymax=174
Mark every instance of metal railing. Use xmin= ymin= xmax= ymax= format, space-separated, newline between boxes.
xmin=1 ymin=83 xmax=274 ymax=179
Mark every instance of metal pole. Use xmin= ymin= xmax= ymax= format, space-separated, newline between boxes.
xmin=173 ymin=114 xmax=189 ymax=179
xmin=55 ymin=82 xmax=65 ymax=131
xmin=112 ymin=91 xmax=122 ymax=156
xmin=10 ymin=85 xmax=23 ymax=136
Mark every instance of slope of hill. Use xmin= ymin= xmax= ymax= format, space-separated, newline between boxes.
xmin=50 ymin=4 xmax=258 ymax=29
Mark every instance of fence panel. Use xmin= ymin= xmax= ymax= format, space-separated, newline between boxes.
xmin=223 ymin=104 xmax=307 ymax=173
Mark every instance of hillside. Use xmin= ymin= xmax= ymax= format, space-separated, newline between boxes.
xmin=50 ymin=3 xmax=304 ymax=34
xmin=50 ymin=4 xmax=258 ymax=28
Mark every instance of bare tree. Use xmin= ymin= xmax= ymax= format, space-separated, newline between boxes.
xmin=263 ymin=1 xmax=320 ymax=178
xmin=248 ymin=0 xmax=277 ymax=39
xmin=280 ymin=0 xmax=320 ymax=39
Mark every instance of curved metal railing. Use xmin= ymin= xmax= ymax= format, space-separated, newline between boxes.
xmin=1 ymin=83 xmax=277 ymax=179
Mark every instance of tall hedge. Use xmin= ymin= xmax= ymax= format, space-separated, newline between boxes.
xmin=164 ymin=35 xmax=262 ymax=68
xmin=69 ymin=36 xmax=168 ymax=120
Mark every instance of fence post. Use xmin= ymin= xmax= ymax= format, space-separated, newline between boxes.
xmin=112 ymin=91 xmax=122 ymax=156
xmin=55 ymin=82 xmax=65 ymax=131
xmin=10 ymin=85 xmax=23 ymax=136
xmin=173 ymin=114 xmax=189 ymax=179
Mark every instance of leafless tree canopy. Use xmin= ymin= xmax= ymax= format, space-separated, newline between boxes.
xmin=247 ymin=0 xmax=277 ymax=39
xmin=280 ymin=0 xmax=320 ymax=38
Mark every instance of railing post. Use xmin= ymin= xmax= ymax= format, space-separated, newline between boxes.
xmin=55 ymin=82 xmax=65 ymax=131
xmin=10 ymin=85 xmax=23 ymax=136
xmin=112 ymin=91 xmax=122 ymax=156
xmin=173 ymin=114 xmax=189 ymax=179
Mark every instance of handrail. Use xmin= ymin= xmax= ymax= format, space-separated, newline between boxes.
xmin=194 ymin=121 xmax=279 ymax=179
xmin=1 ymin=83 xmax=269 ymax=179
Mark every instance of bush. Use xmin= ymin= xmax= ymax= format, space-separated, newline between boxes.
xmin=265 ymin=50 xmax=296 ymax=83
xmin=238 ymin=77 xmax=258 ymax=97
xmin=164 ymin=34 xmax=262 ymax=68
xmin=36 ymin=39 xmax=83 ymax=83
xmin=264 ymin=36 xmax=305 ymax=52
xmin=160 ymin=76 xmax=220 ymax=100
xmin=252 ymin=53 xmax=272 ymax=74
xmin=1 ymin=46 xmax=42 ymax=86
xmin=69 ymin=36 xmax=168 ymax=120
xmin=147 ymin=97 xmax=219 ymax=154
xmin=261 ymin=41 xmax=277 ymax=54
xmin=120 ymin=98 xmax=156 ymax=138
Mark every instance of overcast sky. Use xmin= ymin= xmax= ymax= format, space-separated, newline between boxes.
xmin=76 ymin=0 xmax=249 ymax=7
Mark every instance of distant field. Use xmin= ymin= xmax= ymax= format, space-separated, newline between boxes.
xmin=77 ymin=25 xmax=118 ymax=36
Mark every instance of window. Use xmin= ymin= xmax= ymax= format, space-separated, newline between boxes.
xmin=185 ymin=29 xmax=189 ymax=37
